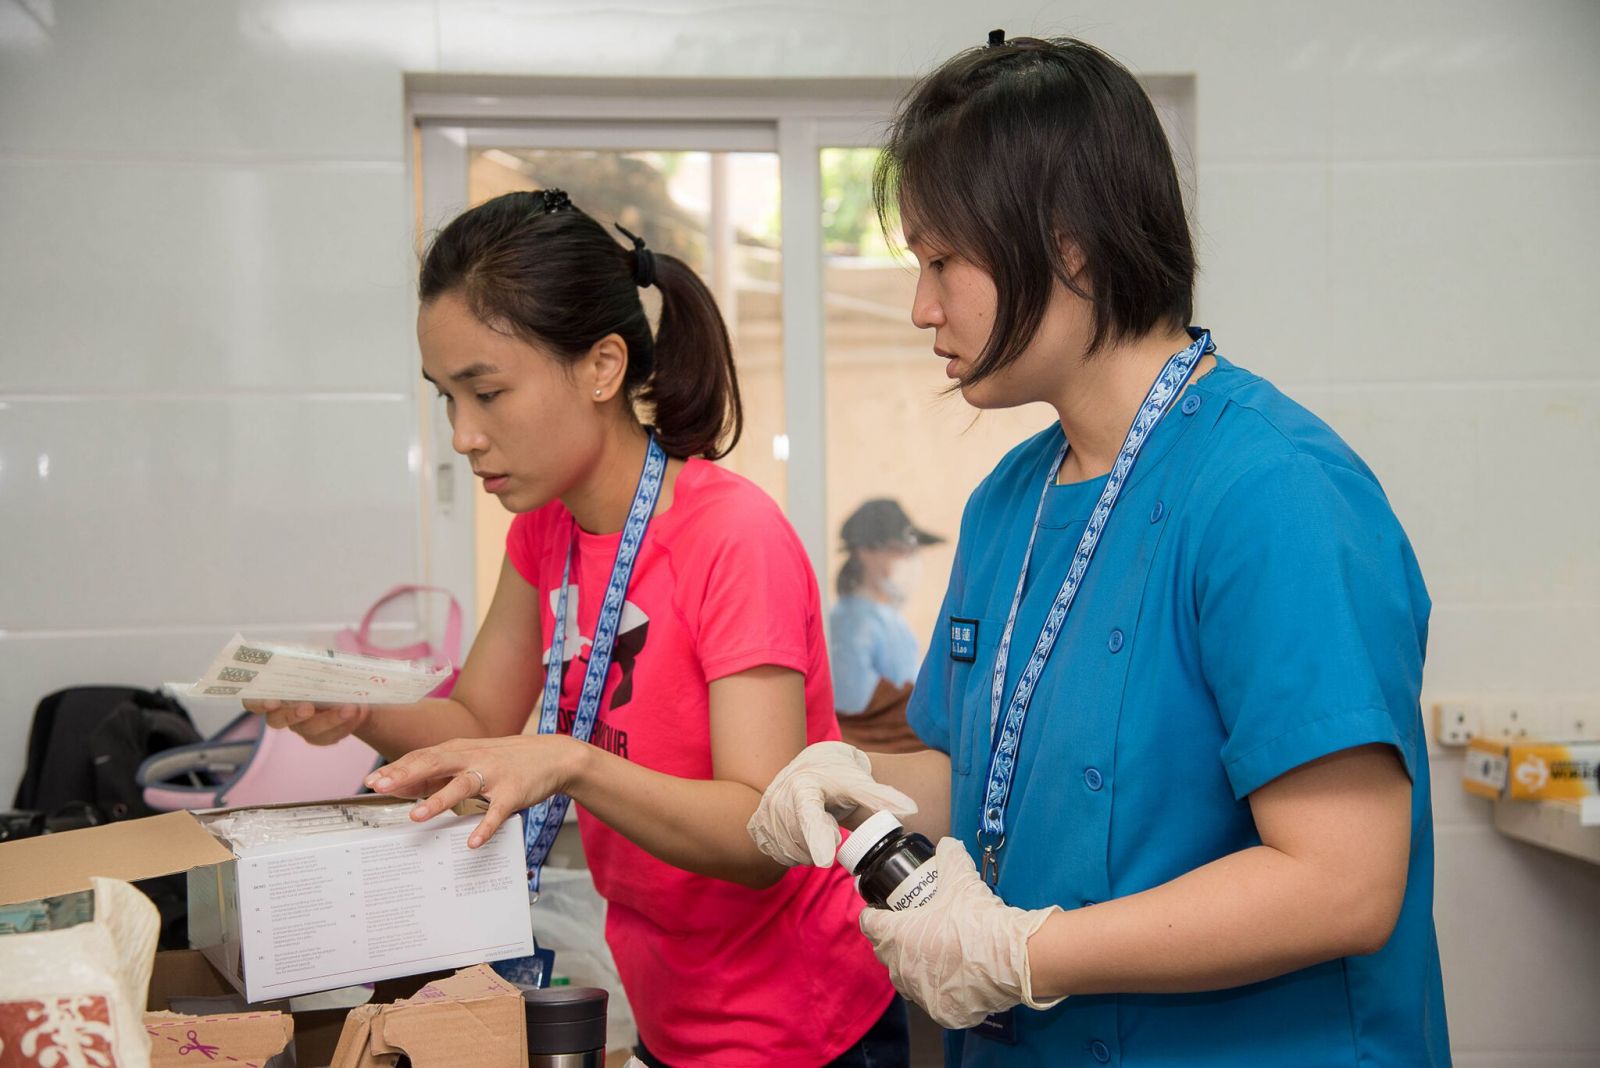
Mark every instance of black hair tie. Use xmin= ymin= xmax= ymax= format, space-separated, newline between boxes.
xmin=538 ymin=188 xmax=573 ymax=214
xmin=987 ymin=28 xmax=1006 ymax=46
xmin=614 ymin=223 xmax=656 ymax=289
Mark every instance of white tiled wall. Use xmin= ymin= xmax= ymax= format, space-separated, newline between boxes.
xmin=0 ymin=1 xmax=431 ymax=757
xmin=0 ymin=161 xmax=418 ymax=392
xmin=2 ymin=0 xmax=1596 ymax=1060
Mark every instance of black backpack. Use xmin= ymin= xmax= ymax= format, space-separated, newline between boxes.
xmin=13 ymin=685 xmax=202 ymax=823
xmin=11 ymin=686 xmax=204 ymax=948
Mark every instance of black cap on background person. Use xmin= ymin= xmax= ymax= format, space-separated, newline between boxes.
xmin=840 ymin=499 xmax=945 ymax=552
xmin=836 ymin=499 xmax=943 ymax=601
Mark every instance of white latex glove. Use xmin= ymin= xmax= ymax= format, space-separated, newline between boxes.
xmin=858 ymin=837 xmax=1064 ymax=1030
xmin=748 ymin=741 xmax=918 ymax=867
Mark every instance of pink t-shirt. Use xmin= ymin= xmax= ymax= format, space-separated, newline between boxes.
xmin=505 ymin=459 xmax=894 ymax=1066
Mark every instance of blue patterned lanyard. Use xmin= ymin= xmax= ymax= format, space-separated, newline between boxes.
xmin=521 ymin=435 xmax=667 ymax=896
xmin=978 ymin=331 xmax=1213 ymax=886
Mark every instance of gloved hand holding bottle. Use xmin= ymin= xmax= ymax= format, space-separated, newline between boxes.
xmin=750 ymin=742 xmax=1063 ymax=1029
xmin=857 ymin=837 xmax=1063 ymax=1029
xmin=746 ymin=740 xmax=921 ymax=867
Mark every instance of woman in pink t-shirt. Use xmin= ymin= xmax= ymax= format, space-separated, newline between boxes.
xmin=253 ymin=189 xmax=905 ymax=1067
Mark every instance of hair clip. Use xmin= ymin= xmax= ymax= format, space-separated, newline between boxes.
xmin=987 ymin=28 xmax=1006 ymax=47
xmin=614 ymin=222 xmax=657 ymax=289
xmin=539 ymin=188 xmax=573 ymax=214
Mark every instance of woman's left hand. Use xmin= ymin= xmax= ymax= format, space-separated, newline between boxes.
xmin=364 ymin=735 xmax=585 ymax=848
xmin=859 ymin=837 xmax=1064 ymax=1029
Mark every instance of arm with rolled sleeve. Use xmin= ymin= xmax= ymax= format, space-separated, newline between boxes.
xmin=1199 ymin=454 xmax=1426 ymax=796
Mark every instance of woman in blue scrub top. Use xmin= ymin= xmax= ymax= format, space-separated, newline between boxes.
xmin=749 ymin=33 xmax=1450 ymax=1066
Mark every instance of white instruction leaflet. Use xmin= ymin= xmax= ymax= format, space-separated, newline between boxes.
xmin=231 ymin=812 xmax=532 ymax=1001
xmin=183 ymin=634 xmax=449 ymax=704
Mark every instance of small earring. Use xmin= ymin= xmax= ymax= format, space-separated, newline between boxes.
xmin=593 ymin=388 xmax=603 ymax=398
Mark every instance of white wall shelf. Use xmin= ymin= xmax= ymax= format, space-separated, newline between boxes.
xmin=1492 ymin=798 xmax=1600 ymax=866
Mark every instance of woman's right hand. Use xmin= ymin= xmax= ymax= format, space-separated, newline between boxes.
xmin=245 ymin=699 xmax=370 ymax=746
xmin=748 ymin=741 xmax=918 ymax=867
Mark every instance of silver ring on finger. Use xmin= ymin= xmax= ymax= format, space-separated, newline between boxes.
xmin=465 ymin=768 xmax=487 ymax=795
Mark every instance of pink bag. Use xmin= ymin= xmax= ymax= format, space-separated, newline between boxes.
xmin=335 ymin=584 xmax=464 ymax=698
xmin=139 ymin=712 xmax=382 ymax=809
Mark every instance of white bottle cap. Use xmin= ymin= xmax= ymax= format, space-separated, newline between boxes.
xmin=836 ymin=810 xmax=904 ymax=875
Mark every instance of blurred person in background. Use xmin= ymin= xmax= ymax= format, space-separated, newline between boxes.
xmin=829 ymin=498 xmax=942 ymax=753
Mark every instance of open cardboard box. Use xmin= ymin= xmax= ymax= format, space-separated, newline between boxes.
xmin=0 ymin=796 xmax=533 ymax=1003
xmin=144 ymin=953 xmax=526 ymax=1068
xmin=146 ymin=949 xmax=292 ymax=1067
xmin=147 ymin=949 xmax=457 ymax=1068
xmin=144 ymin=1005 xmax=293 ymax=1068
xmin=331 ymin=962 xmax=526 ymax=1068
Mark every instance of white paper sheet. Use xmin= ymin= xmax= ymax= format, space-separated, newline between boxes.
xmin=180 ymin=634 xmax=449 ymax=704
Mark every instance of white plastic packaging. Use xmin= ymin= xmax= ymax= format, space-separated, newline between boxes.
xmin=0 ymin=877 xmax=160 ymax=1068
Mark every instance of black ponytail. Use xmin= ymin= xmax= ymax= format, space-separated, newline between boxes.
xmin=419 ymin=190 xmax=743 ymax=460
xmin=644 ymin=252 xmax=743 ymax=460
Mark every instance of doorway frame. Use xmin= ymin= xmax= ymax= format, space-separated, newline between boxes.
xmin=404 ymin=74 xmax=1193 ymax=641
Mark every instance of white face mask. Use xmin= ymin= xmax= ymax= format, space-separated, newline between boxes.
xmin=880 ymin=554 xmax=922 ymax=606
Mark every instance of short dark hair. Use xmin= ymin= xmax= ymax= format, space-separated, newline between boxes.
xmin=419 ymin=191 xmax=742 ymax=460
xmin=875 ymin=35 xmax=1195 ymax=381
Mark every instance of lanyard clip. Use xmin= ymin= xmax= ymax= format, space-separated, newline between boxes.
xmin=977 ymin=828 xmax=1005 ymax=887
xmin=981 ymin=844 xmax=1000 ymax=887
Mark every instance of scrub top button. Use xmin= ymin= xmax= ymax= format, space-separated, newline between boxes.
xmin=1181 ymin=394 xmax=1202 ymax=415
xmin=1107 ymin=628 xmax=1125 ymax=653
xmin=1083 ymin=767 xmax=1104 ymax=791
xmin=1090 ymin=1039 xmax=1111 ymax=1062
xmin=1149 ymin=500 xmax=1164 ymax=523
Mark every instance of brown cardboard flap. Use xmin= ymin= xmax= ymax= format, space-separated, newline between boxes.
xmin=0 ymin=812 xmax=234 ymax=906
xmin=406 ymin=966 xmax=520 ymax=1004
xmin=147 ymin=953 xmax=449 ymax=1068
xmin=380 ymin=1000 xmax=523 ymax=1068
xmin=144 ymin=1010 xmax=292 ymax=1068
xmin=329 ymin=1006 xmax=382 ymax=1068
xmin=329 ymin=965 xmax=524 ymax=1068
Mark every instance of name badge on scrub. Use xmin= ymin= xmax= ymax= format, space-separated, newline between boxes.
xmin=949 ymin=618 xmax=979 ymax=662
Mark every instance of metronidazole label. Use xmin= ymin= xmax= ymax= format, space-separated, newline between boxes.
xmin=885 ymin=862 xmax=941 ymax=911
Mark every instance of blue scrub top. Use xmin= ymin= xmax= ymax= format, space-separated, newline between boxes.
xmin=830 ymin=593 xmax=923 ymax=714
xmin=908 ymin=352 xmax=1450 ymax=1066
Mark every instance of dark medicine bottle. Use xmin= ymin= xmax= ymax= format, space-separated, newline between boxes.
xmin=836 ymin=810 xmax=941 ymax=911
xmin=523 ymin=986 xmax=608 ymax=1068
